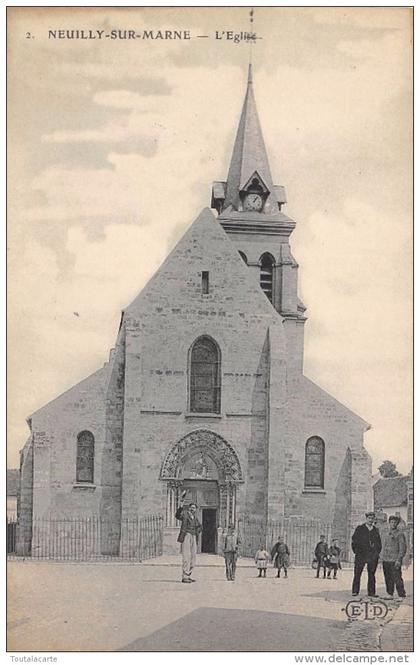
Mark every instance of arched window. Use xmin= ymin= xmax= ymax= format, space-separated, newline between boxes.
xmin=76 ymin=431 xmax=95 ymax=483
xmin=189 ymin=336 xmax=221 ymax=413
xmin=238 ymin=251 xmax=248 ymax=265
xmin=260 ymin=253 xmax=274 ymax=303
xmin=304 ymin=437 xmax=325 ymax=489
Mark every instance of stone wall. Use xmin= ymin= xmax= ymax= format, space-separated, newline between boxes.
xmin=280 ymin=376 xmax=369 ymax=527
xmin=120 ymin=208 xmax=285 ymax=529
xmin=100 ymin=331 xmax=126 ymax=554
xmin=29 ymin=366 xmax=109 ymax=522
xmin=16 ymin=437 xmax=33 ymax=556
xmin=348 ymin=448 xmax=373 ymax=543
xmin=332 ymin=448 xmax=352 ymax=559
xmin=23 ymin=208 xmax=372 ymax=560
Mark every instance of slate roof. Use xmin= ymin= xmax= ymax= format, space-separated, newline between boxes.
xmin=223 ymin=64 xmax=279 ymax=214
xmin=373 ymin=475 xmax=408 ymax=509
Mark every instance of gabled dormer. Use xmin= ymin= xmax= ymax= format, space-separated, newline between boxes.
xmin=240 ymin=172 xmax=269 ymax=212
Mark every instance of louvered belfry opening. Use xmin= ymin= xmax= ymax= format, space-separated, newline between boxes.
xmin=259 ymin=253 xmax=274 ymax=303
xmin=190 ymin=336 xmax=221 ymax=413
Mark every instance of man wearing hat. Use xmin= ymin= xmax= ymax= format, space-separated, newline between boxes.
xmin=351 ymin=511 xmax=382 ymax=597
xmin=381 ymin=515 xmax=407 ymax=600
xmin=175 ymin=490 xmax=202 ymax=583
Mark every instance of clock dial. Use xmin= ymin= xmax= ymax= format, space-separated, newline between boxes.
xmin=244 ymin=193 xmax=263 ymax=211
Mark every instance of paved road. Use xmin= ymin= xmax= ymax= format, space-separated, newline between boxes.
xmin=121 ymin=606 xmax=341 ymax=651
xmin=7 ymin=558 xmax=413 ymax=652
xmin=380 ymin=602 xmax=414 ymax=652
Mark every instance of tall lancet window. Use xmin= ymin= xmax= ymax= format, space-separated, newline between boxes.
xmin=76 ymin=431 xmax=95 ymax=483
xmin=304 ymin=437 xmax=325 ymax=489
xmin=259 ymin=253 xmax=274 ymax=303
xmin=189 ymin=336 xmax=221 ymax=413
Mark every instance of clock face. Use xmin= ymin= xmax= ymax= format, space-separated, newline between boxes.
xmin=244 ymin=192 xmax=263 ymax=212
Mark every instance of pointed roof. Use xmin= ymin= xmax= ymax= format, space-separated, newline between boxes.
xmin=373 ymin=475 xmax=409 ymax=509
xmin=223 ymin=64 xmax=278 ymax=213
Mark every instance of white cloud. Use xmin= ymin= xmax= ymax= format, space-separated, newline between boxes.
xmin=297 ymin=195 xmax=412 ymax=475
xmin=67 ymin=223 xmax=165 ymax=289
xmin=311 ymin=7 xmax=410 ymax=30
xmin=28 ymin=66 xmax=240 ymax=236
xmin=93 ymin=90 xmax=163 ymax=110
xmin=41 ymin=121 xmax=134 ymax=144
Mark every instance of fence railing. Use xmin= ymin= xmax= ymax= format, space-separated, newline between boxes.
xmin=7 ymin=518 xmax=17 ymax=554
xmin=238 ymin=515 xmax=333 ymax=564
xmin=7 ymin=514 xmax=163 ymax=561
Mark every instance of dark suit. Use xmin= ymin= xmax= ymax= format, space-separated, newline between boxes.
xmin=175 ymin=506 xmax=202 ymax=543
xmin=351 ymin=523 xmax=382 ymax=595
xmin=175 ymin=505 xmax=202 ymax=581
xmin=314 ymin=541 xmax=329 ymax=578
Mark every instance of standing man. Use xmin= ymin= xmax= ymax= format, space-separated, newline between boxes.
xmin=175 ymin=490 xmax=202 ymax=583
xmin=351 ymin=511 xmax=382 ymax=597
xmin=314 ymin=535 xmax=329 ymax=579
xmin=223 ymin=524 xmax=240 ymax=581
xmin=382 ymin=515 xmax=407 ymax=600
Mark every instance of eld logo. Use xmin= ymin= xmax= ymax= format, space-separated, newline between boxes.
xmin=344 ymin=599 xmax=389 ymax=620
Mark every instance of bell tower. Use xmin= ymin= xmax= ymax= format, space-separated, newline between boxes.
xmin=211 ymin=64 xmax=307 ymax=375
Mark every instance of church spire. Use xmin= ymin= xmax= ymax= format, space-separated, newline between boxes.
xmin=222 ymin=65 xmax=279 ymax=215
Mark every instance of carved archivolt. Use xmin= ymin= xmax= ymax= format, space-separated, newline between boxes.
xmin=160 ymin=429 xmax=243 ymax=482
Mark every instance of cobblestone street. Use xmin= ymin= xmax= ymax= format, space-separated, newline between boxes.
xmin=7 ymin=557 xmax=413 ymax=652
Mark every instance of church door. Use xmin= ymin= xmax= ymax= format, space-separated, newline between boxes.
xmin=181 ymin=479 xmax=219 ymax=553
xmin=201 ymin=508 xmax=217 ymax=553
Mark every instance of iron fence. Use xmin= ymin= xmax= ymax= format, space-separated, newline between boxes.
xmin=7 ymin=518 xmax=17 ymax=553
xmin=238 ymin=515 xmax=333 ymax=565
xmin=237 ymin=516 xmax=414 ymax=567
xmin=7 ymin=514 xmax=163 ymax=562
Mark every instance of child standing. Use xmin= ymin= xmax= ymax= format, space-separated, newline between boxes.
xmin=223 ymin=525 xmax=240 ymax=581
xmin=326 ymin=539 xmax=341 ymax=579
xmin=255 ymin=543 xmax=270 ymax=577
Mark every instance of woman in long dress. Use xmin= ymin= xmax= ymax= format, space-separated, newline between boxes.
xmin=271 ymin=537 xmax=290 ymax=578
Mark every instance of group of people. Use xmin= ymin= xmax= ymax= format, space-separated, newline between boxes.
xmin=254 ymin=539 xmax=290 ymax=578
xmin=175 ymin=494 xmax=407 ymax=600
xmin=314 ymin=511 xmax=407 ymax=599
xmin=350 ymin=511 xmax=407 ymax=600
xmin=174 ymin=492 xmax=291 ymax=583
xmin=314 ymin=535 xmax=342 ymax=579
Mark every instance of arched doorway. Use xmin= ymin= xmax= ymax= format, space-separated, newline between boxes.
xmin=160 ymin=430 xmax=243 ymax=554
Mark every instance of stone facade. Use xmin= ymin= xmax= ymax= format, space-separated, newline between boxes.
xmin=17 ymin=66 xmax=372 ymax=558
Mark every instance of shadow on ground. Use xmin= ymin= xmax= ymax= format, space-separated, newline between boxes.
xmin=303 ymin=581 xmax=413 ymax=607
xmin=118 ymin=607 xmax=342 ymax=651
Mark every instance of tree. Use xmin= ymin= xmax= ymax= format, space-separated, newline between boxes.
xmin=378 ymin=460 xmax=400 ymax=478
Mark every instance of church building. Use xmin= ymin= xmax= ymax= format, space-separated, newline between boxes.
xmin=18 ymin=65 xmax=373 ymax=558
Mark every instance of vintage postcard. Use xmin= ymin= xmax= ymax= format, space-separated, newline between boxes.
xmin=6 ymin=4 xmax=413 ymax=657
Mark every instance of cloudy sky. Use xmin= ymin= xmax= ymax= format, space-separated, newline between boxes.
xmin=8 ymin=7 xmax=412 ymax=473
